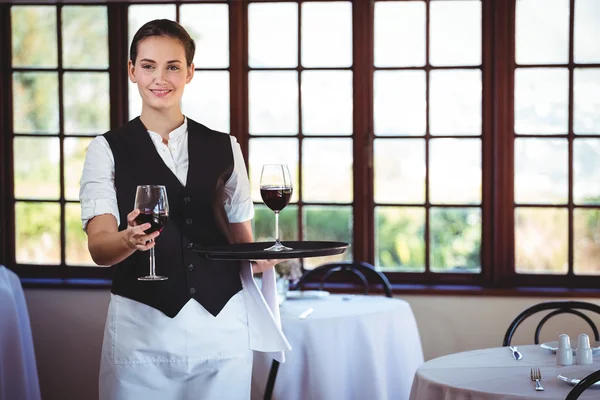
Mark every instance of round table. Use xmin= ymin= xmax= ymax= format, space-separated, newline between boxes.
xmin=251 ymin=294 xmax=424 ymax=400
xmin=410 ymin=344 xmax=600 ymax=399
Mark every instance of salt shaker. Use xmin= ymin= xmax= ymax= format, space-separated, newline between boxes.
xmin=576 ymin=333 xmax=593 ymax=365
xmin=557 ymin=334 xmax=574 ymax=366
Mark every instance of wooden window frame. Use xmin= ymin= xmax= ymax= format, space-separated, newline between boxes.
xmin=1 ymin=0 xmax=599 ymax=293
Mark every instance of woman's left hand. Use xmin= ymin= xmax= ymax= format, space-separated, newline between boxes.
xmin=251 ymin=259 xmax=281 ymax=274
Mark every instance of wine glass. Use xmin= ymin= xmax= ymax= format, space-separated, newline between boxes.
xmin=260 ymin=164 xmax=293 ymax=251
xmin=134 ymin=185 xmax=169 ymax=281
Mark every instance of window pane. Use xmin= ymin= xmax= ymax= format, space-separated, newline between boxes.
xmin=575 ymin=0 xmax=600 ymax=63
xmin=14 ymin=137 xmax=60 ymax=200
xmin=515 ymin=138 xmax=568 ymax=204
xmin=514 ymin=68 xmax=569 ymax=134
xmin=303 ymin=206 xmax=353 ymax=268
xmin=252 ymin=204 xmax=299 ymax=243
xmin=249 ymin=2 xmax=298 ymax=68
xmin=574 ymin=139 xmax=600 ymax=205
xmin=249 ymin=138 xmax=299 ymax=203
xmin=376 ymin=206 xmax=425 ymax=272
xmin=13 ymin=72 xmax=59 ymax=134
xmin=374 ymin=71 xmax=426 ymax=136
xmin=515 ymin=207 xmax=568 ymax=274
xmin=249 ymin=71 xmax=298 ymax=135
xmin=128 ymin=5 xmax=176 ymax=47
xmin=430 ymin=207 xmax=481 ymax=273
xmin=374 ymin=1 xmax=425 ymax=67
xmin=65 ymin=137 xmax=93 ymax=202
xmin=302 ymin=71 xmax=352 ymax=135
xmin=430 ymin=139 xmax=481 ymax=205
xmin=374 ymin=139 xmax=425 ymax=204
xmin=516 ymin=0 xmax=569 ymax=65
xmin=302 ymin=139 xmax=353 ymax=203
xmin=64 ymin=72 xmax=110 ymax=135
xmin=15 ymin=202 xmax=61 ymax=265
xmin=574 ymin=209 xmax=600 ymax=276
xmin=66 ymin=203 xmax=96 ymax=266
xmin=180 ymin=4 xmax=229 ymax=68
xmin=574 ymin=68 xmax=600 ymax=135
xmin=301 ymin=2 xmax=352 ymax=68
xmin=62 ymin=6 xmax=108 ymax=69
xmin=182 ymin=71 xmax=230 ymax=133
xmin=11 ymin=6 xmax=57 ymax=68
xmin=430 ymin=70 xmax=481 ymax=135
xmin=430 ymin=0 xmax=481 ymax=66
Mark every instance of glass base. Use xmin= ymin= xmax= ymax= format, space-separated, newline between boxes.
xmin=138 ymin=275 xmax=168 ymax=281
xmin=264 ymin=241 xmax=293 ymax=252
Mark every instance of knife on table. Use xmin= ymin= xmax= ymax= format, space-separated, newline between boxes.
xmin=509 ymin=346 xmax=523 ymax=360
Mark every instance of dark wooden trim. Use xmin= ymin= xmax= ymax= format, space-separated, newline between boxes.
xmin=567 ymin=0 xmax=575 ymax=275
xmin=492 ymin=0 xmax=516 ymax=285
xmin=0 ymin=5 xmax=11 ymax=268
xmin=481 ymin=0 xmax=494 ymax=284
xmin=57 ymin=5 xmax=67 ymax=270
xmin=352 ymin=0 xmax=374 ymax=263
xmin=229 ymin=0 xmax=249 ymax=160
xmin=108 ymin=3 xmax=129 ymax=128
xmin=424 ymin=0 xmax=431 ymax=275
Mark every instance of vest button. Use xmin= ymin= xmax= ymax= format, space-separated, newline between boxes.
xmin=184 ymin=196 xmax=191 ymax=203
xmin=187 ymin=242 xmax=194 ymax=249
xmin=189 ymin=287 xmax=196 ymax=295
xmin=187 ymin=264 xmax=195 ymax=272
xmin=186 ymin=218 xmax=193 ymax=225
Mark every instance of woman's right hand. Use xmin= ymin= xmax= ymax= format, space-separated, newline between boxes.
xmin=124 ymin=209 xmax=160 ymax=251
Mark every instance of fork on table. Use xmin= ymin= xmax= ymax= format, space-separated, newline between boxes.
xmin=530 ymin=367 xmax=544 ymax=391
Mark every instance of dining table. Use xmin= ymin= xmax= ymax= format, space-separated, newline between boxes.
xmin=251 ymin=293 xmax=424 ymax=400
xmin=410 ymin=343 xmax=600 ymax=399
xmin=0 ymin=265 xmax=41 ymax=400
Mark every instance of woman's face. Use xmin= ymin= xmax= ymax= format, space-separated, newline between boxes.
xmin=128 ymin=36 xmax=194 ymax=113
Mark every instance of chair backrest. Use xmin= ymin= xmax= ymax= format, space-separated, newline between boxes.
xmin=565 ymin=369 xmax=600 ymax=400
xmin=503 ymin=301 xmax=600 ymax=347
xmin=295 ymin=261 xmax=392 ymax=298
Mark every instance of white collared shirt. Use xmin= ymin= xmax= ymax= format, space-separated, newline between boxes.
xmin=79 ymin=117 xmax=254 ymax=230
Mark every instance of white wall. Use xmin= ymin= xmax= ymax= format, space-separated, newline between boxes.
xmin=23 ymin=289 xmax=600 ymax=400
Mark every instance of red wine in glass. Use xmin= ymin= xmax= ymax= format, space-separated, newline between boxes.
xmin=134 ymin=185 xmax=169 ymax=281
xmin=134 ymin=210 xmax=169 ymax=234
xmin=260 ymin=165 xmax=293 ymax=251
xmin=260 ymin=186 xmax=292 ymax=212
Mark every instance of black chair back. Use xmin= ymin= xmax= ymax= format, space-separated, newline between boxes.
xmin=295 ymin=261 xmax=393 ymax=298
xmin=503 ymin=300 xmax=600 ymax=347
xmin=565 ymin=369 xmax=600 ymax=400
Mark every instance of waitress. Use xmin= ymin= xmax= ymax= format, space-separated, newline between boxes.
xmin=80 ymin=19 xmax=290 ymax=399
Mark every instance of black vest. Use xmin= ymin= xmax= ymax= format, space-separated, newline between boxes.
xmin=104 ymin=117 xmax=242 ymax=318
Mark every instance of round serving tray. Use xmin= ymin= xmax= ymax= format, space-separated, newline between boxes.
xmin=193 ymin=241 xmax=349 ymax=260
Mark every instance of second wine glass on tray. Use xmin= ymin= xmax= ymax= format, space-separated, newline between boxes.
xmin=260 ymin=164 xmax=293 ymax=251
xmin=134 ymin=185 xmax=169 ymax=281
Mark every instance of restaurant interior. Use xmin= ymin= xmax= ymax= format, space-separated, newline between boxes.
xmin=1 ymin=1 xmax=600 ymax=399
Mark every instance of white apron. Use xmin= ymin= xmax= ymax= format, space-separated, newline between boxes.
xmin=99 ymin=263 xmax=291 ymax=400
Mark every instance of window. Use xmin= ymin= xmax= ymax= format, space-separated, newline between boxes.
xmin=7 ymin=5 xmax=110 ymax=277
xmin=373 ymin=0 xmax=483 ymax=275
xmin=513 ymin=0 xmax=600 ymax=279
xmin=1 ymin=0 xmax=599 ymax=290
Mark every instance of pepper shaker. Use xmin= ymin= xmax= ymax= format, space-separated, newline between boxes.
xmin=576 ymin=333 xmax=593 ymax=365
xmin=557 ymin=334 xmax=574 ymax=366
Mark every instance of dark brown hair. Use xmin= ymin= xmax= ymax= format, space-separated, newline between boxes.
xmin=130 ymin=19 xmax=196 ymax=66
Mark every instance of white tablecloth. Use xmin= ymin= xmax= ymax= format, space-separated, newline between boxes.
xmin=252 ymin=294 xmax=424 ymax=400
xmin=410 ymin=344 xmax=600 ymax=399
xmin=0 ymin=266 xmax=41 ymax=400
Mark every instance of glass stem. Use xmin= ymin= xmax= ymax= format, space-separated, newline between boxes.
xmin=149 ymin=244 xmax=156 ymax=277
xmin=275 ymin=211 xmax=280 ymax=244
